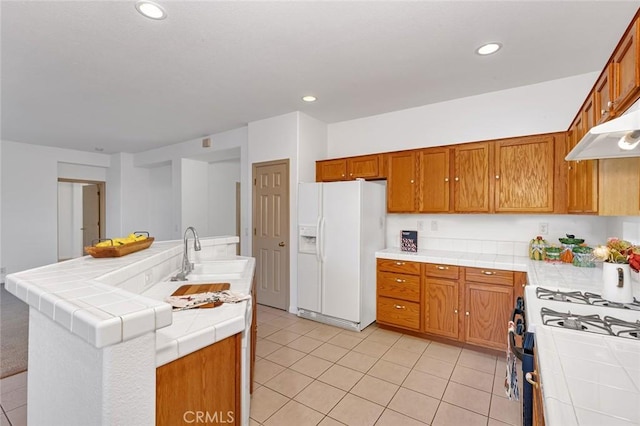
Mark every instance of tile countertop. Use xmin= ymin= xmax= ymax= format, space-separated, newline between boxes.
xmin=4 ymin=236 xmax=254 ymax=366
xmin=376 ymin=248 xmax=640 ymax=425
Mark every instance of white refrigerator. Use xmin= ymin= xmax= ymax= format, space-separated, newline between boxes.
xmin=297 ymin=180 xmax=386 ymax=331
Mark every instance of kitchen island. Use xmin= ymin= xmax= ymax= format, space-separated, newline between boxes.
xmin=5 ymin=236 xmax=255 ymax=426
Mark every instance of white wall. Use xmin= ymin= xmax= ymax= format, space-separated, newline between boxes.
xmin=181 ymin=158 xmax=210 ymax=236
xmin=148 ymin=163 xmax=173 ymax=241
xmin=58 ymin=163 xmax=107 ymax=182
xmin=1 ymin=141 xmax=110 ymax=274
xmin=208 ymin=159 xmax=240 ymax=236
xmin=298 ymin=113 xmax=328 ymax=183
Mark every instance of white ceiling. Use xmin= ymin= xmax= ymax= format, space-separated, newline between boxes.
xmin=2 ymin=1 xmax=639 ymax=154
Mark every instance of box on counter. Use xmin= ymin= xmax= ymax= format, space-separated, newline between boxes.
xmin=401 ymin=230 xmax=418 ymax=252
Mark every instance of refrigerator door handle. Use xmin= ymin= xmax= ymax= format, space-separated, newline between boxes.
xmin=315 ymin=215 xmax=322 ymax=262
xmin=318 ymin=217 xmax=326 ymax=262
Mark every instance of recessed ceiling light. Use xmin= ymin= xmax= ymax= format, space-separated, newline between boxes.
xmin=135 ymin=1 xmax=167 ymax=20
xmin=476 ymin=42 xmax=502 ymax=56
xmin=302 ymin=95 xmax=317 ymax=102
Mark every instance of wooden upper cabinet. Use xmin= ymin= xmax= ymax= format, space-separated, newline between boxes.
xmin=316 ymin=158 xmax=347 ymax=182
xmin=598 ymin=158 xmax=640 ymax=216
xmin=386 ymin=151 xmax=417 ymax=212
xmin=567 ymin=102 xmax=598 ymax=214
xmin=612 ymin=17 xmax=640 ymax=113
xmin=418 ymin=147 xmax=451 ymax=213
xmin=494 ymin=135 xmax=555 ymax=213
xmin=347 ymin=154 xmax=382 ymax=180
xmin=453 ymin=142 xmax=492 ymax=212
xmin=594 ymin=65 xmax=614 ymax=123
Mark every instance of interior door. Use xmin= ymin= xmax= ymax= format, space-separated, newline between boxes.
xmin=252 ymin=160 xmax=290 ymax=310
xmin=82 ymin=184 xmax=101 ymax=253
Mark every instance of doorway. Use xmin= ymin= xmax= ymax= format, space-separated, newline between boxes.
xmin=57 ymin=179 xmax=106 ymax=261
xmin=252 ymin=160 xmax=290 ymax=310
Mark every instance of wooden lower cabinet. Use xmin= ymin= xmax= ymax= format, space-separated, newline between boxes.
xmin=156 ymin=334 xmax=241 ymax=425
xmin=377 ymin=296 xmax=421 ymax=330
xmin=376 ymin=259 xmax=422 ymax=331
xmin=423 ymin=277 xmax=459 ymax=339
xmin=464 ymin=283 xmax=513 ymax=350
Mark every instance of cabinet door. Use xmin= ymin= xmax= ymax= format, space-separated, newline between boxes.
xmin=594 ymin=65 xmax=613 ymax=123
xmin=612 ymin=18 xmax=640 ymax=113
xmin=377 ymin=296 xmax=421 ymax=330
xmin=386 ymin=151 xmax=417 ymax=212
xmin=464 ymin=283 xmax=513 ymax=350
xmin=347 ymin=154 xmax=381 ymax=179
xmin=454 ymin=142 xmax=492 ymax=212
xmin=494 ymin=135 xmax=555 ymax=213
xmin=316 ymin=159 xmax=347 ymax=182
xmin=418 ymin=148 xmax=451 ymax=213
xmin=423 ymin=277 xmax=458 ymax=339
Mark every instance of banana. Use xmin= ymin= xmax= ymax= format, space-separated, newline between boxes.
xmin=95 ymin=233 xmax=147 ymax=247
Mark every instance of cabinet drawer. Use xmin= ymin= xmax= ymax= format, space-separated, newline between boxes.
xmin=465 ymin=267 xmax=514 ymax=286
xmin=423 ymin=263 xmax=459 ymax=279
xmin=377 ymin=296 xmax=420 ymax=330
xmin=378 ymin=272 xmax=420 ymax=302
xmin=377 ymin=258 xmax=421 ymax=275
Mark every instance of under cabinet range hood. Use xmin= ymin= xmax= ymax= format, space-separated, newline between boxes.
xmin=565 ymin=108 xmax=640 ymax=160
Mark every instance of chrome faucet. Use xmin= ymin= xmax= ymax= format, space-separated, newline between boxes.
xmin=172 ymin=226 xmax=201 ymax=281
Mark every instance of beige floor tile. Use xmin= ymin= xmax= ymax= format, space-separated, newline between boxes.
xmin=311 ymin=343 xmax=350 ymax=363
xmin=264 ymin=329 xmax=303 ymax=345
xmin=450 ymin=364 xmax=494 ymax=392
xmin=318 ymin=364 xmax=364 ymax=391
xmin=493 ymin=369 xmax=522 ymax=397
xmin=256 ymin=322 xmax=281 ymax=336
xmin=254 ymin=358 xmax=286 ymax=384
xmin=305 ymin=325 xmax=343 ymax=342
xmin=365 ymin=329 xmax=402 ymax=346
xmin=339 ymin=328 xmax=369 ymax=340
xmin=0 ymin=414 xmax=10 ymax=426
xmin=368 ymin=359 xmax=411 ymax=385
xmin=257 ymin=304 xmax=287 ymax=316
xmin=265 ymin=346 xmax=307 ymax=367
xmin=350 ymin=375 xmax=399 ymax=406
xmin=381 ymin=347 xmax=421 ymax=368
xmin=488 ymin=419 xmax=513 ymax=426
xmin=255 ymin=339 xmax=283 ymax=358
xmin=256 ymin=313 xmax=281 ymax=325
xmin=286 ymin=320 xmax=322 ymax=335
xmin=249 ymin=418 xmax=262 ymax=426
xmin=286 ymin=335 xmax=324 ymax=353
xmin=263 ymin=400 xmax=324 ymax=426
xmin=352 ymin=339 xmax=391 ymax=358
xmin=319 ymin=416 xmax=347 ymax=426
xmin=5 ymin=404 xmax=26 ymax=426
xmin=392 ymin=335 xmax=430 ymax=354
xmin=249 ymin=386 xmax=289 ymax=424
xmin=457 ymin=348 xmax=497 ymax=374
xmin=422 ymin=341 xmax=462 ymax=363
xmin=328 ymin=393 xmax=384 ymax=426
xmin=294 ymin=380 xmax=347 ymax=414
xmin=387 ymin=387 xmax=439 ymax=424
xmin=327 ymin=333 xmax=363 ymax=350
xmin=401 ymin=369 xmax=448 ymax=400
xmin=442 ymin=381 xmax=491 ymax=416
xmin=432 ymin=401 xmax=488 ymax=426
xmin=0 ymin=372 xmax=27 ymax=396
xmin=336 ymin=351 xmax=378 ymax=373
xmin=413 ymin=354 xmax=455 ymax=380
xmin=0 ymin=386 xmax=27 ymax=412
xmin=375 ymin=409 xmax=427 ymax=426
xmin=290 ymin=354 xmax=334 ymax=378
xmin=266 ymin=315 xmax=302 ymax=329
xmin=489 ymin=394 xmax=522 ymax=426
xmin=263 ymin=369 xmax=313 ymax=398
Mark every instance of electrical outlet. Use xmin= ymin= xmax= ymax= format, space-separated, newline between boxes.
xmin=417 ymin=220 xmax=424 ymax=231
xmin=431 ymin=220 xmax=439 ymax=231
xmin=538 ymin=222 xmax=549 ymax=235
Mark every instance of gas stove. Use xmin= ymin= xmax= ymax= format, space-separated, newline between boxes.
xmin=540 ymin=307 xmax=640 ymax=339
xmin=536 ymin=287 xmax=640 ymax=310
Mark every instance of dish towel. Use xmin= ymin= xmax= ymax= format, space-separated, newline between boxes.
xmin=504 ymin=320 xmax=520 ymax=400
xmin=166 ymin=290 xmax=251 ymax=310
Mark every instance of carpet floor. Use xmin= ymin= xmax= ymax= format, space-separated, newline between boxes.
xmin=1 ymin=283 xmax=28 ymax=378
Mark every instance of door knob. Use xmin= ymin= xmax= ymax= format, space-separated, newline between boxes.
xmin=278 ymin=242 xmax=285 ymax=247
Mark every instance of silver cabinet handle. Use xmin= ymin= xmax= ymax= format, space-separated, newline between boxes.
xmin=601 ymin=109 xmax=607 ymax=115
xmin=396 ymin=278 xmax=406 ymax=283
xmin=495 ymin=175 xmax=500 ymax=179
xmin=395 ymin=261 xmax=405 ymax=266
xmin=436 ymin=265 xmax=449 ymax=270
xmin=454 ymin=309 xmax=458 ymax=314
xmin=394 ymin=304 xmax=406 ymax=310
xmin=410 ymin=179 xmax=414 ymax=184
xmin=465 ymin=311 xmax=470 ymax=316
xmin=444 ymin=177 xmax=449 ymax=182
xmin=350 ymin=173 xmax=353 ymax=176
xmin=454 ymin=177 xmax=459 ymax=182
xmin=607 ymin=101 xmax=613 ymax=108
xmin=481 ymin=270 xmax=495 ymax=275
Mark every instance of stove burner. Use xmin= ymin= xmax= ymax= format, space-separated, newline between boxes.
xmin=541 ymin=309 xmax=640 ymax=340
xmin=559 ymin=318 xmax=586 ymax=330
xmin=604 ymin=316 xmax=640 ymax=340
xmin=536 ymin=287 xmax=640 ymax=311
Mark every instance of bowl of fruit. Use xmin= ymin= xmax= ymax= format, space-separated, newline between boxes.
xmin=85 ymin=231 xmax=154 ymax=258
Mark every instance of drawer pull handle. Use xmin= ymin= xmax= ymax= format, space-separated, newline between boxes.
xmin=395 ymin=261 xmax=405 ymax=266
xmin=394 ymin=304 xmax=406 ymax=310
xmin=454 ymin=309 xmax=458 ymax=314
xmin=525 ymin=371 xmax=539 ymax=389
xmin=395 ymin=279 xmax=406 ymax=283
xmin=481 ymin=270 xmax=495 ymax=275
xmin=436 ymin=266 xmax=449 ymax=270
xmin=465 ymin=311 xmax=469 ymax=316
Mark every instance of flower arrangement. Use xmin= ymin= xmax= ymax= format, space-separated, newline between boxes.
xmin=592 ymin=238 xmax=640 ymax=272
